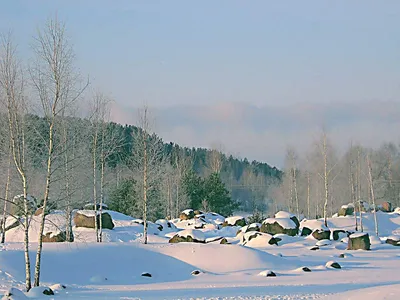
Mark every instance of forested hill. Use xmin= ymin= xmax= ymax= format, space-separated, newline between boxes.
xmin=21 ymin=114 xmax=282 ymax=215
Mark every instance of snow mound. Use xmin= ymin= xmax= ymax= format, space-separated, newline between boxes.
xmin=26 ymin=286 xmax=53 ymax=297
xmin=158 ymin=243 xmax=296 ymax=273
xmin=1 ymin=287 xmax=27 ymax=300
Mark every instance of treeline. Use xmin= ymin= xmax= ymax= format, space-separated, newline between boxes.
xmin=273 ymin=131 xmax=400 ymax=225
xmin=0 ymin=113 xmax=282 ymax=220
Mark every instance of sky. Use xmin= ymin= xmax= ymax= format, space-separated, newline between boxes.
xmin=1 ymin=1 xmax=400 ymax=167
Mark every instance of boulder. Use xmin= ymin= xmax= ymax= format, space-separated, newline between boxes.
xmin=258 ymin=270 xmax=276 ymax=277
xmin=301 ymin=227 xmax=312 ymax=236
xmin=42 ymin=231 xmax=71 ymax=243
xmin=381 ymin=201 xmax=393 ymax=213
xmin=338 ymin=205 xmax=354 ymax=217
xmin=326 ymin=261 xmax=341 ymax=269
xmin=274 ymin=211 xmax=300 ymax=228
xmin=222 ymin=216 xmax=246 ymax=227
xmin=260 ymin=218 xmax=298 ymax=236
xmin=191 ymin=270 xmax=202 ymax=276
xmin=386 ymin=235 xmax=400 ymax=246
xmin=332 ymin=229 xmax=346 ymax=241
xmin=301 ymin=267 xmax=311 ymax=272
xmin=169 ymin=229 xmax=205 ymax=243
xmin=74 ymin=211 xmax=114 ymax=229
xmin=34 ymin=207 xmax=45 ymax=216
xmin=141 ymin=272 xmax=152 ymax=277
xmin=312 ymin=229 xmax=331 ymax=240
xmin=310 ymin=246 xmax=319 ymax=251
xmin=179 ymin=209 xmax=195 ymax=220
xmin=347 ymin=233 xmax=370 ymax=250
xmin=245 ymin=223 xmax=261 ymax=233
xmin=338 ymin=253 xmax=353 ymax=258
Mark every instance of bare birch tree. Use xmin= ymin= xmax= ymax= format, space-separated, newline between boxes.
xmin=0 ymin=32 xmax=32 ymax=291
xmin=30 ymin=16 xmax=88 ymax=287
xmin=131 ymin=106 xmax=165 ymax=244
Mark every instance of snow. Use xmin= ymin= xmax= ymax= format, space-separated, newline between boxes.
xmin=2 ymin=210 xmax=400 ymax=299
xmin=263 ymin=218 xmax=297 ymax=229
xmin=75 ymin=209 xmax=97 ymax=217
xmin=274 ymin=211 xmax=295 ymax=219
xmin=176 ymin=229 xmax=205 ymax=241
xmin=350 ymin=232 xmax=369 ymax=238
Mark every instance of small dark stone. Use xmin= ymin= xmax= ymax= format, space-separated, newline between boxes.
xmin=191 ymin=270 xmax=201 ymax=275
xmin=310 ymin=246 xmax=319 ymax=251
xmin=266 ymin=271 xmax=276 ymax=277
xmin=43 ymin=288 xmax=54 ymax=296
xmin=302 ymin=267 xmax=312 ymax=272
xmin=141 ymin=272 xmax=152 ymax=277
xmin=338 ymin=253 xmax=345 ymax=258
xmin=220 ymin=238 xmax=230 ymax=244
xmin=330 ymin=262 xmax=341 ymax=269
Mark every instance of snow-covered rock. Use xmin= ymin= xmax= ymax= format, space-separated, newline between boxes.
xmin=223 ymin=216 xmax=246 ymax=227
xmin=241 ymin=231 xmax=278 ymax=247
xmin=260 ymin=218 xmax=298 ymax=236
xmin=348 ymin=232 xmax=371 ymax=250
xmin=386 ymin=235 xmax=400 ymax=246
xmin=179 ymin=209 xmax=195 ymax=220
xmin=169 ymin=229 xmax=206 ymax=243
xmin=274 ymin=211 xmax=300 ymax=228
xmin=155 ymin=219 xmax=178 ymax=232
xmin=258 ymin=270 xmax=276 ymax=277
xmin=338 ymin=204 xmax=354 ymax=216
xmin=325 ymin=261 xmax=341 ymax=269
xmin=26 ymin=286 xmax=54 ymax=297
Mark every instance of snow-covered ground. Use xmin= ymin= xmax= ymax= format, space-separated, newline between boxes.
xmin=1 ymin=210 xmax=400 ymax=299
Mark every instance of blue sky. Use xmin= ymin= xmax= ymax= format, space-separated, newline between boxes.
xmin=1 ymin=1 xmax=400 ymax=165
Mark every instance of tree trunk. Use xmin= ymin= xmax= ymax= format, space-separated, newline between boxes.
xmin=143 ymin=134 xmax=148 ymax=244
xmin=34 ymin=122 xmax=54 ymax=287
xmin=1 ymin=145 xmax=12 ymax=244
xmin=293 ymin=167 xmax=300 ymax=220
xmin=323 ymin=137 xmax=329 ymax=227
xmin=357 ymin=148 xmax=363 ymax=232
xmin=93 ymin=128 xmax=99 ymax=242
xmin=22 ymin=176 xmax=32 ymax=292
xmin=349 ymin=160 xmax=358 ymax=231
xmin=307 ymin=171 xmax=310 ymax=219
xmin=367 ymin=155 xmax=379 ymax=236
xmin=99 ymin=152 xmax=105 ymax=242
